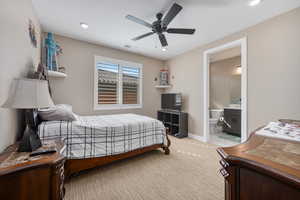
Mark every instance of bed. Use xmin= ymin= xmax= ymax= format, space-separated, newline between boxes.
xmin=31 ymin=68 xmax=170 ymax=177
xmin=37 ymin=113 xmax=170 ymax=177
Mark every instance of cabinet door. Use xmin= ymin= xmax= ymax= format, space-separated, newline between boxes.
xmin=219 ymin=159 xmax=238 ymax=200
xmin=223 ymin=109 xmax=241 ymax=136
xmin=239 ymin=168 xmax=300 ymax=200
xmin=0 ymin=168 xmax=50 ymax=200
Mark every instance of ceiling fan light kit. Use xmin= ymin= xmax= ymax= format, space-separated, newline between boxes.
xmin=248 ymin=0 xmax=263 ymax=7
xmin=80 ymin=22 xmax=89 ymax=29
xmin=126 ymin=3 xmax=196 ymax=49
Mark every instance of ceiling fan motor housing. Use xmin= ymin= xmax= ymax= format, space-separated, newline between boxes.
xmin=152 ymin=21 xmax=162 ymax=33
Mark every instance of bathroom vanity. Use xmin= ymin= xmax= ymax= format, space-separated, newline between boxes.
xmin=223 ymin=108 xmax=241 ymax=136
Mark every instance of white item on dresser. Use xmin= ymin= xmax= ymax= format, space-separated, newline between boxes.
xmin=256 ymin=122 xmax=300 ymax=142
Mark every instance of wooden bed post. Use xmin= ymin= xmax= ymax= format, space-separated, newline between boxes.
xmin=162 ymin=128 xmax=171 ymax=155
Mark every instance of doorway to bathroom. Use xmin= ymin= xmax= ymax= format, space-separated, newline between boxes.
xmin=203 ymin=38 xmax=247 ymax=146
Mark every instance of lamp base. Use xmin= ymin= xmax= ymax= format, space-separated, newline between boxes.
xmin=18 ymin=125 xmax=42 ymax=152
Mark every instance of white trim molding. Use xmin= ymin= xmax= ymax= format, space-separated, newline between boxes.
xmin=188 ymin=133 xmax=206 ymax=143
xmin=203 ymin=37 xmax=248 ymax=143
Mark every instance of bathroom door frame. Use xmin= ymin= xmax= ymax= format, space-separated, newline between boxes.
xmin=203 ymin=38 xmax=248 ymax=143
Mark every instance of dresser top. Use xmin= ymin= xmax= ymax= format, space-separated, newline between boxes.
xmin=0 ymin=140 xmax=65 ymax=176
xmin=245 ymin=138 xmax=300 ymax=170
xmin=217 ymin=127 xmax=300 ymax=186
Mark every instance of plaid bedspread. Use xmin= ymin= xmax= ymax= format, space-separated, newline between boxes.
xmin=38 ymin=114 xmax=166 ymax=159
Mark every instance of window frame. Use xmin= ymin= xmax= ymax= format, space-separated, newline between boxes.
xmin=94 ymin=55 xmax=143 ymax=110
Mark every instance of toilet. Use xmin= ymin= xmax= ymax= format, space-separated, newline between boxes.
xmin=209 ymin=109 xmax=224 ymax=134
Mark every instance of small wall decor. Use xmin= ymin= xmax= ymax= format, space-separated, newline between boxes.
xmin=29 ymin=19 xmax=37 ymax=48
xmin=159 ymin=69 xmax=169 ymax=85
xmin=44 ymin=33 xmax=63 ymax=71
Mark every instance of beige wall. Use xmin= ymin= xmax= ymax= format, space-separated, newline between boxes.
xmin=167 ymin=7 xmax=300 ymax=136
xmin=0 ymin=0 xmax=41 ymax=151
xmin=210 ymin=47 xmax=241 ymax=63
xmin=210 ymin=56 xmax=241 ymax=109
xmin=49 ymin=35 xmax=164 ymax=118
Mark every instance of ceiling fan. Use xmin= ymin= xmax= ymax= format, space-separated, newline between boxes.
xmin=126 ymin=3 xmax=195 ymax=49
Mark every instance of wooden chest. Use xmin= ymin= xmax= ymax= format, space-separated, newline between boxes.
xmin=217 ymin=128 xmax=300 ymax=200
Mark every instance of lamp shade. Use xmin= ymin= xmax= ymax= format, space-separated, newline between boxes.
xmin=1 ymin=78 xmax=54 ymax=109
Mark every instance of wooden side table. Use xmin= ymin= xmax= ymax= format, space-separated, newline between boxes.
xmin=0 ymin=140 xmax=66 ymax=200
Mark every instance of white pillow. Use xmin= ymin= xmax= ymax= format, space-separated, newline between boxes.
xmin=38 ymin=104 xmax=77 ymax=121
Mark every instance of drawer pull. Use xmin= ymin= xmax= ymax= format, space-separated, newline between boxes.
xmin=219 ymin=159 xmax=229 ymax=168
xmin=219 ymin=168 xmax=229 ymax=178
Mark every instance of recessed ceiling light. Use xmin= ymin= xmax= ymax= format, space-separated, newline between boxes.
xmin=80 ymin=22 xmax=89 ymax=29
xmin=162 ymin=47 xmax=167 ymax=51
xmin=248 ymin=0 xmax=262 ymax=7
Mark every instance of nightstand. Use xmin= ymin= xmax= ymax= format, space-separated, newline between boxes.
xmin=0 ymin=140 xmax=66 ymax=200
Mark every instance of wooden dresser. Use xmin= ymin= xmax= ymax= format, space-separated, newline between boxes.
xmin=217 ymin=129 xmax=300 ymax=200
xmin=0 ymin=140 xmax=66 ymax=200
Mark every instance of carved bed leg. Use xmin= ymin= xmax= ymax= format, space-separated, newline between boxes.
xmin=162 ymin=128 xmax=171 ymax=155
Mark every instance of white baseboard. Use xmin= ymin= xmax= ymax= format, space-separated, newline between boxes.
xmin=188 ymin=133 xmax=206 ymax=143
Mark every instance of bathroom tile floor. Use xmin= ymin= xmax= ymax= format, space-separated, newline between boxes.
xmin=209 ymin=132 xmax=240 ymax=147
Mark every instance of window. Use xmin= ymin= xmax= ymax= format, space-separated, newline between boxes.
xmin=94 ymin=56 xmax=142 ymax=110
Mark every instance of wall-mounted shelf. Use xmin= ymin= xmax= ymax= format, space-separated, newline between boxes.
xmin=48 ymin=70 xmax=67 ymax=78
xmin=155 ymin=85 xmax=172 ymax=89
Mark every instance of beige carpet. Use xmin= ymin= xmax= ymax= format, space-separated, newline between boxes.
xmin=65 ymin=137 xmax=224 ymax=200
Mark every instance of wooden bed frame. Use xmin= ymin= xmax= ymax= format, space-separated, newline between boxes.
xmin=31 ymin=65 xmax=171 ymax=178
xmin=65 ymin=132 xmax=170 ymax=177
xmin=32 ymin=110 xmax=171 ymax=178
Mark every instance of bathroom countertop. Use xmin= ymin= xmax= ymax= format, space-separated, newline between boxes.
xmin=224 ymin=107 xmax=241 ymax=110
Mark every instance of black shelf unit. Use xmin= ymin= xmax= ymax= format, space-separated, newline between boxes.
xmin=157 ymin=110 xmax=188 ymax=138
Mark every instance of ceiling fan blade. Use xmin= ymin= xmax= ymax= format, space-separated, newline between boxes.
xmin=167 ymin=28 xmax=196 ymax=34
xmin=126 ymin=15 xmax=152 ymax=29
xmin=132 ymin=32 xmax=154 ymax=41
xmin=162 ymin=3 xmax=183 ymax=28
xmin=159 ymin=34 xmax=168 ymax=47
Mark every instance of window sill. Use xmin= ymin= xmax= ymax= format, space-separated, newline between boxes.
xmin=94 ymin=104 xmax=143 ymax=111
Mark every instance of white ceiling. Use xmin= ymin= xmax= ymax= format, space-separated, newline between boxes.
xmin=32 ymin=0 xmax=300 ymax=60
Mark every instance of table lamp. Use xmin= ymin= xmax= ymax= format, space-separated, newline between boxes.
xmin=2 ymin=78 xmax=54 ymax=152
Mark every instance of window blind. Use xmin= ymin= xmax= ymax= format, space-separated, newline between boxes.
xmin=95 ymin=56 xmax=142 ymax=109
xmin=97 ymin=62 xmax=119 ymax=105
xmin=122 ymin=67 xmax=140 ymax=105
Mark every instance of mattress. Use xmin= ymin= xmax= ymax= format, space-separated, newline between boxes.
xmin=38 ymin=114 xmax=166 ymax=159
